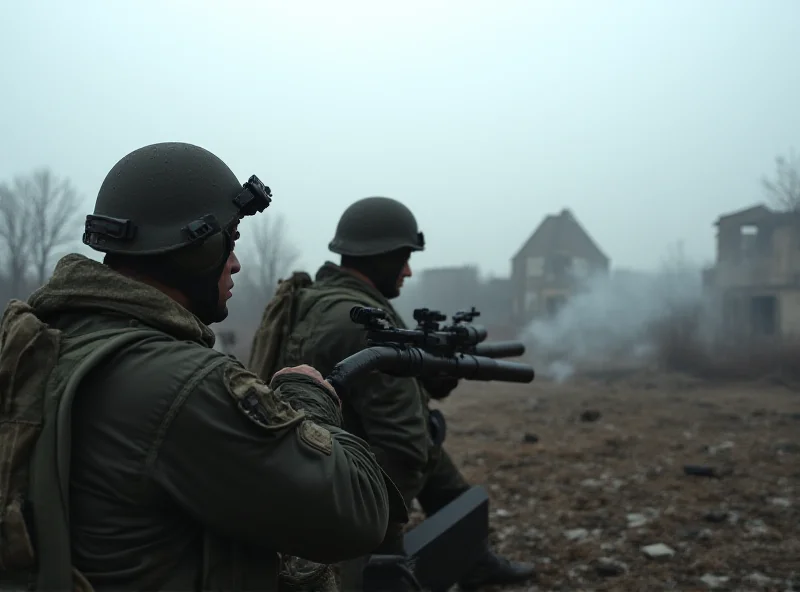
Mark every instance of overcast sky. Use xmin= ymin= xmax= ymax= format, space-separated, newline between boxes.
xmin=2 ymin=0 xmax=799 ymax=278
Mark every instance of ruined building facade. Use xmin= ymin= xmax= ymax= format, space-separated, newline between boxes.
xmin=705 ymin=204 xmax=800 ymax=340
xmin=510 ymin=208 xmax=610 ymax=327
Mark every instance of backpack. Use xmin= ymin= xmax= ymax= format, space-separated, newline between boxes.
xmin=248 ymin=272 xmax=314 ymax=383
xmin=247 ymin=272 xmax=393 ymax=383
xmin=0 ymin=299 xmax=157 ymax=591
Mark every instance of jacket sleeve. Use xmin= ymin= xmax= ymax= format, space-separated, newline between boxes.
xmin=149 ymin=357 xmax=401 ymax=564
xmin=303 ymin=300 xmax=432 ymax=505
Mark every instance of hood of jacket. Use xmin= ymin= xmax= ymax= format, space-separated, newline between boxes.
xmin=27 ymin=253 xmax=216 ymax=347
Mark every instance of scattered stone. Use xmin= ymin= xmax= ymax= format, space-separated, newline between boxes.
xmin=641 ymin=543 xmax=675 ymax=559
xmin=564 ymin=528 xmax=589 ymax=542
xmin=684 ymin=464 xmax=716 ymax=477
xmin=679 ymin=527 xmax=701 ymax=540
xmin=524 ymin=527 xmax=543 ymax=540
xmin=776 ymin=442 xmax=800 ymax=454
xmin=745 ymin=572 xmax=773 ymax=587
xmin=626 ymin=513 xmax=648 ymax=528
xmin=697 ymin=528 xmax=714 ymax=541
xmin=594 ymin=557 xmax=628 ymax=577
xmin=705 ymin=440 xmax=735 ymax=455
xmin=580 ymin=409 xmax=601 ymax=422
xmin=494 ymin=508 xmax=511 ymax=518
xmin=769 ymin=497 xmax=791 ymax=508
xmin=744 ymin=519 xmax=772 ymax=538
xmin=567 ymin=565 xmax=589 ymax=580
xmin=699 ymin=573 xmax=730 ymax=588
xmin=522 ymin=433 xmax=539 ymax=444
xmin=704 ymin=509 xmax=728 ymax=523
xmin=580 ymin=478 xmax=603 ymax=490
xmin=497 ymin=525 xmax=517 ymax=541
xmin=684 ymin=464 xmax=732 ymax=478
xmin=643 ymin=507 xmax=661 ymax=519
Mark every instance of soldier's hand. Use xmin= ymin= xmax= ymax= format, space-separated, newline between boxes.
xmin=272 ymin=365 xmax=340 ymax=404
xmin=422 ymin=376 xmax=460 ymax=400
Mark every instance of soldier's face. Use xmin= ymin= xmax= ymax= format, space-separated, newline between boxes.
xmin=217 ymin=225 xmax=242 ymax=314
xmin=396 ymin=258 xmax=412 ymax=292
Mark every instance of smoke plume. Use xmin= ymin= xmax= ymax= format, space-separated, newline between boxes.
xmin=523 ymin=263 xmax=707 ymax=382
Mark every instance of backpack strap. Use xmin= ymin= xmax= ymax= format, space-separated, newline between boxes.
xmin=31 ymin=327 xmax=162 ymax=591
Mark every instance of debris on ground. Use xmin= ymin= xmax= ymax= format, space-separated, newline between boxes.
xmin=580 ymin=409 xmax=602 ymax=422
xmin=641 ymin=543 xmax=675 ymax=559
xmin=421 ymin=377 xmax=800 ymax=590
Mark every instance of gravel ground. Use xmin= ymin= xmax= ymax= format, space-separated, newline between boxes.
xmin=418 ymin=371 xmax=800 ymax=592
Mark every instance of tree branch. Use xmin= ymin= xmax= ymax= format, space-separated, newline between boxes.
xmin=762 ymin=149 xmax=800 ymax=212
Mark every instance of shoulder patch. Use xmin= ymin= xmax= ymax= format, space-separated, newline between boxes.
xmin=298 ymin=420 xmax=333 ymax=456
xmin=224 ymin=362 xmax=305 ymax=431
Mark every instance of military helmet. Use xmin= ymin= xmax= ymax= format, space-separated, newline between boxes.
xmin=83 ymin=142 xmax=271 ymax=256
xmin=328 ymin=196 xmax=425 ymax=257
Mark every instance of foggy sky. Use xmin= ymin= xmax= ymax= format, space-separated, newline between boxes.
xmin=2 ymin=0 xmax=799 ymax=278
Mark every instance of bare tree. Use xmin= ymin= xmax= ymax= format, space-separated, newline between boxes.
xmin=240 ymin=212 xmax=301 ymax=305
xmin=27 ymin=169 xmax=81 ymax=284
xmin=659 ymin=240 xmax=691 ymax=274
xmin=0 ymin=178 xmax=34 ymax=297
xmin=217 ymin=213 xmax=301 ymax=360
xmin=0 ymin=169 xmax=82 ymax=298
xmin=762 ymin=149 xmax=800 ymax=211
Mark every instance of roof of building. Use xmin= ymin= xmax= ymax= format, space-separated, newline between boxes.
xmin=511 ymin=208 xmax=609 ymax=264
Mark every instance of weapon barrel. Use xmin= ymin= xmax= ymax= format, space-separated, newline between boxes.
xmin=326 ymin=345 xmax=535 ymax=392
xmin=473 ymin=340 xmax=525 ymax=359
xmin=460 ymin=324 xmax=488 ymax=345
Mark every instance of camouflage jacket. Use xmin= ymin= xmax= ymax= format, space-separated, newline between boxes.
xmin=279 ymin=262 xmax=435 ymax=506
xmin=28 ymin=254 xmax=401 ymax=591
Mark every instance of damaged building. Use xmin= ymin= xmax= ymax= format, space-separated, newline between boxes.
xmin=510 ymin=208 xmax=610 ymax=326
xmin=705 ymin=204 xmax=800 ymax=340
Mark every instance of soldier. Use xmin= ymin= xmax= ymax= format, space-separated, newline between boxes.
xmin=261 ymin=197 xmax=536 ymax=590
xmin=0 ymin=144 xmax=404 ymax=591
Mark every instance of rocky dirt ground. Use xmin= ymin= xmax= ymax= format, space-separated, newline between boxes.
xmin=419 ymin=371 xmax=800 ymax=592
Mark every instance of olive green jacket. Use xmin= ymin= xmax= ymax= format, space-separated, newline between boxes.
xmin=280 ymin=263 xmax=434 ymax=507
xmin=29 ymin=254 xmax=401 ymax=591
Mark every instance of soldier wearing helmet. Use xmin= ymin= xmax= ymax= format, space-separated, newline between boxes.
xmin=263 ymin=196 xmax=536 ymax=590
xmin=13 ymin=143 xmax=404 ymax=591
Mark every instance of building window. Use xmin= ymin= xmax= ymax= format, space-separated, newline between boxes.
xmin=750 ymin=295 xmax=778 ymax=336
xmin=526 ymin=257 xmax=544 ymax=277
xmin=740 ymin=225 xmax=759 ymax=258
xmin=547 ymin=253 xmax=572 ymax=278
xmin=572 ymin=257 xmax=590 ymax=278
xmin=524 ymin=291 xmax=538 ymax=312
